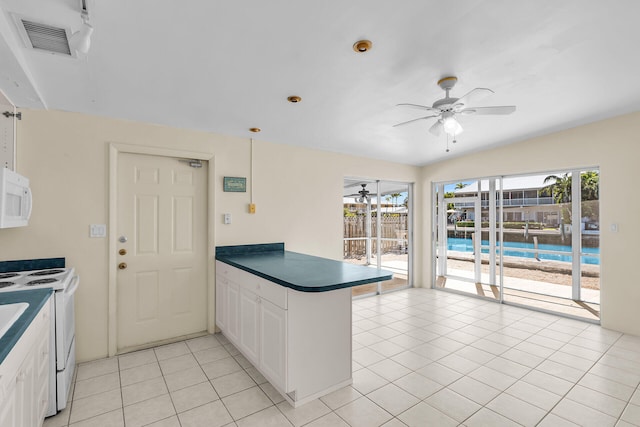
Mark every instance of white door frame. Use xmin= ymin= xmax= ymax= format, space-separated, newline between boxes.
xmin=108 ymin=143 xmax=216 ymax=357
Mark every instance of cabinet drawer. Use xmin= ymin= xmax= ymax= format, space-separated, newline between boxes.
xmin=216 ymin=261 xmax=245 ymax=284
xmin=253 ymin=276 xmax=287 ymax=309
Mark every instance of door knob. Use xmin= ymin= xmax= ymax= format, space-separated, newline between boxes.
xmin=118 ymin=262 xmax=127 ymax=270
xmin=119 ymin=249 xmax=127 ymax=256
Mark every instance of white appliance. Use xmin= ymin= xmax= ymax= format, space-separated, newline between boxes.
xmin=0 ymin=168 xmax=32 ymax=228
xmin=0 ymin=268 xmax=79 ymax=417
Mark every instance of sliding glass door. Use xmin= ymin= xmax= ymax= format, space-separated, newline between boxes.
xmin=433 ymin=169 xmax=600 ymax=321
xmin=344 ymin=178 xmax=413 ymax=297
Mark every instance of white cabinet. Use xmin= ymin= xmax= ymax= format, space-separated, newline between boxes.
xmin=0 ymin=296 xmax=52 ymax=427
xmin=215 ymin=274 xmax=226 ymax=332
xmin=238 ymin=287 xmax=260 ymax=364
xmin=215 ymin=261 xmax=351 ymax=407
xmin=259 ymin=298 xmax=286 ymax=391
xmin=225 ymin=279 xmax=240 ymax=344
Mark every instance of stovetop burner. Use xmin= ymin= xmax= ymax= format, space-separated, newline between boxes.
xmin=28 ymin=269 xmax=66 ymax=277
xmin=0 ymin=282 xmax=16 ymax=288
xmin=0 ymin=272 xmax=20 ymax=280
xmin=26 ymin=278 xmax=59 ymax=286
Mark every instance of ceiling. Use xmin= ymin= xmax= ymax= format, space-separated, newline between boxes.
xmin=1 ymin=1 xmax=639 ymax=166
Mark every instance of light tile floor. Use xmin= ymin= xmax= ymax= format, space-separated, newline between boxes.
xmin=44 ymin=288 xmax=640 ymax=426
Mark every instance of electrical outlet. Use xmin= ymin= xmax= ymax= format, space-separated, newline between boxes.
xmin=224 ymin=213 xmax=232 ymax=224
xmin=249 ymin=203 xmax=256 ymax=214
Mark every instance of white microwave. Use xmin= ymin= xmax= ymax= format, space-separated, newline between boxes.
xmin=0 ymin=168 xmax=32 ymax=228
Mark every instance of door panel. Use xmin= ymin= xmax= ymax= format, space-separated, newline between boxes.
xmin=136 ymin=195 xmax=159 ymax=254
xmin=135 ymin=271 xmax=159 ymax=321
xmin=117 ymin=152 xmax=207 ymax=351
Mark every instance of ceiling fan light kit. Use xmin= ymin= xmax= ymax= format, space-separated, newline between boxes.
xmin=395 ymin=75 xmax=516 ymax=151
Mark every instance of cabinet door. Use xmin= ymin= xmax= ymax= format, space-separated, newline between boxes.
xmin=36 ymin=317 xmax=51 ymax=421
xmin=239 ymin=288 xmax=260 ymax=364
xmin=16 ymin=349 xmax=37 ymax=427
xmin=260 ymin=299 xmax=287 ymax=392
xmin=215 ymin=276 xmax=227 ymax=331
xmin=225 ymin=280 xmax=240 ymax=345
xmin=0 ymin=377 xmax=17 ymax=427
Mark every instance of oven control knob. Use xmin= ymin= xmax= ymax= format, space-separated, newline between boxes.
xmin=119 ymin=249 xmax=127 ymax=256
xmin=118 ymin=263 xmax=128 ymax=270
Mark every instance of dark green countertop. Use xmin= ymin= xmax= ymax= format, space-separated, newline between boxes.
xmin=0 ymin=288 xmax=53 ymax=365
xmin=216 ymin=244 xmax=393 ymax=292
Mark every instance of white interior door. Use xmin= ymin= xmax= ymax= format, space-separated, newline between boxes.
xmin=116 ymin=152 xmax=208 ymax=351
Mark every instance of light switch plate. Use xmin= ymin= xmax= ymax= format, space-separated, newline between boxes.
xmin=224 ymin=213 xmax=232 ymax=224
xmin=90 ymin=224 xmax=107 ymax=238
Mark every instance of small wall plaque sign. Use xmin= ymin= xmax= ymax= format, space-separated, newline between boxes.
xmin=223 ymin=176 xmax=247 ymax=192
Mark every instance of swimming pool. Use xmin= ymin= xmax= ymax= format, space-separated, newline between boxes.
xmin=446 ymin=237 xmax=600 ymax=265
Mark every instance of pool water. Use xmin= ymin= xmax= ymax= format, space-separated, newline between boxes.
xmin=446 ymin=237 xmax=600 ymax=265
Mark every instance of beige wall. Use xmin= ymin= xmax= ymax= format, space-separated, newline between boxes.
xmin=0 ymin=110 xmax=420 ymax=362
xmin=421 ymin=112 xmax=640 ymax=335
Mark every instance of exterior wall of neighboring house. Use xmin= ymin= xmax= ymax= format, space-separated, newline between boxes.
xmin=452 ymin=178 xmax=562 ymax=225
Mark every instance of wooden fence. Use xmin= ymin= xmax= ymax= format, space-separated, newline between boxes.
xmin=343 ymin=215 xmax=408 ymax=258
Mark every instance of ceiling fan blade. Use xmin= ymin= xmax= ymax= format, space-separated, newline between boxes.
xmin=396 ymin=103 xmax=440 ymax=112
xmin=453 ymin=88 xmax=494 ymax=109
xmin=429 ymin=120 xmax=443 ymax=136
xmin=460 ymin=106 xmax=516 ymax=115
xmin=393 ymin=115 xmax=438 ymax=127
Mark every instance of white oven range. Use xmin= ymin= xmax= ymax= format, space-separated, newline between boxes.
xmin=0 ymin=268 xmax=79 ymax=417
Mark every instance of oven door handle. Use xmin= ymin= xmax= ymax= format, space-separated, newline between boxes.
xmin=65 ymin=275 xmax=80 ymax=296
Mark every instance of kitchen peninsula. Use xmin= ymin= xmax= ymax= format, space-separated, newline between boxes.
xmin=215 ymin=243 xmax=392 ymax=407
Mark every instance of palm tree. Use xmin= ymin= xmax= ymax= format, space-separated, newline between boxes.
xmin=390 ymin=193 xmax=401 ymax=211
xmin=580 ymin=171 xmax=599 ymax=201
xmin=541 ymin=171 xmax=600 ymax=224
xmin=455 ymin=182 xmax=467 ymax=190
xmin=541 ymin=173 xmax=572 ymax=204
xmin=541 ymin=173 xmax=572 ymax=225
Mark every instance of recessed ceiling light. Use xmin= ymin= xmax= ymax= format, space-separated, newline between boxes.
xmin=249 ymin=127 xmax=261 ymax=133
xmin=287 ymin=95 xmax=302 ymax=103
xmin=353 ymin=40 xmax=372 ymax=53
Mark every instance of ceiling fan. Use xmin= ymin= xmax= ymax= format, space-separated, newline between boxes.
xmin=345 ymin=184 xmax=371 ymax=203
xmin=394 ymin=76 xmax=516 ymax=137
xmin=356 ymin=184 xmax=370 ymax=203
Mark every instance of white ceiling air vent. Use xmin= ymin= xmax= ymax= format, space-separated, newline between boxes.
xmin=16 ymin=17 xmax=74 ymax=57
